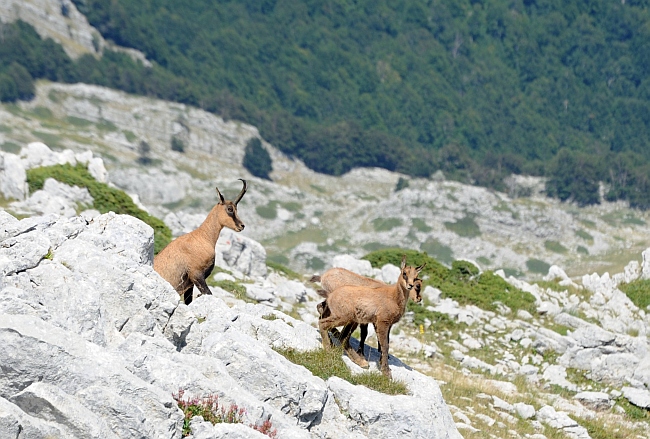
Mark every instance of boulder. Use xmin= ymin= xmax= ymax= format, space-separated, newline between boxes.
xmin=0 ymin=152 xmax=27 ymax=201
xmin=216 ymin=228 xmax=267 ymax=278
xmin=331 ymin=254 xmax=374 ymax=277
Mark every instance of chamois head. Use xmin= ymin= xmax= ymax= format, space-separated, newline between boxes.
xmin=399 ymin=255 xmax=426 ymax=292
xmin=411 ymin=278 xmax=423 ymax=303
xmin=215 ymin=179 xmax=247 ymax=232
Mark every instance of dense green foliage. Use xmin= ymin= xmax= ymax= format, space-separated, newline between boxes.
xmin=26 ymin=163 xmax=172 ymax=254
xmin=619 ymin=279 xmax=650 ymax=310
xmin=242 ymin=137 xmax=273 ymax=180
xmin=276 ymin=347 xmax=408 ymax=395
xmin=363 ymin=248 xmax=536 ymax=314
xmin=6 ymin=0 xmax=650 ymax=206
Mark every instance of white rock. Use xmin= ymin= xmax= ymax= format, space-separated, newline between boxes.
xmin=544 ymin=265 xmax=570 ymax=282
xmin=380 ymin=263 xmax=400 ymax=284
xmin=622 ymin=386 xmax=650 ymax=408
xmin=0 ymin=152 xmax=27 ymax=200
xmin=216 ymin=229 xmax=267 ymax=277
xmin=574 ymin=391 xmax=613 ymax=411
xmin=513 ymin=402 xmax=535 ymax=419
xmin=331 ymin=254 xmax=374 ymax=277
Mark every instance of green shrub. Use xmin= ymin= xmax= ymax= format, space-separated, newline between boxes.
xmin=443 ymin=215 xmax=481 ymax=238
xmin=619 ymin=279 xmax=650 ymax=310
xmin=544 ymin=240 xmax=568 ymax=254
xmin=276 ymin=347 xmax=408 ymax=395
xmin=243 ymin=137 xmax=272 ymax=180
xmin=26 ymin=163 xmax=171 ymax=254
xmin=171 ymin=136 xmax=185 ymax=152
xmin=526 ymin=258 xmax=551 ymax=274
xmin=395 ymin=177 xmax=409 ymax=192
xmin=363 ymin=248 xmax=536 ymax=314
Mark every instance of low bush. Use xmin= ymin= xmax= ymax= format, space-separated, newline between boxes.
xmin=363 ymin=249 xmax=536 ymax=314
xmin=26 ymin=163 xmax=171 ymax=253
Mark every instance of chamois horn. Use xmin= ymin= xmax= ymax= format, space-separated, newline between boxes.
xmin=234 ymin=178 xmax=247 ymax=205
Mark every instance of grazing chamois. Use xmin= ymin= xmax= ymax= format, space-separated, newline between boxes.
xmin=318 ymin=256 xmax=425 ymax=378
xmin=313 ymin=268 xmax=422 ymax=365
xmin=154 ymin=179 xmax=247 ymax=305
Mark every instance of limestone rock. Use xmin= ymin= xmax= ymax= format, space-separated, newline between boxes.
xmin=622 ymin=387 xmax=650 ymax=408
xmin=216 ymin=228 xmax=267 ymax=278
xmin=331 ymin=254 xmax=374 ymax=277
xmin=574 ymin=392 xmax=613 ymax=411
xmin=0 ymin=152 xmax=27 ymax=201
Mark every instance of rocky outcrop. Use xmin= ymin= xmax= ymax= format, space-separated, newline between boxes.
xmin=0 ymin=210 xmax=461 ymax=439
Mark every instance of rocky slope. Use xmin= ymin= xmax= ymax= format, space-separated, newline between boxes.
xmin=4 ymin=145 xmax=650 ymax=438
xmin=2 ymin=82 xmax=650 ymax=281
xmin=0 ymin=208 xmax=459 ymax=439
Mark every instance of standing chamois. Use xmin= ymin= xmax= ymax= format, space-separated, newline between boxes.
xmin=154 ymin=179 xmax=247 ymax=305
xmin=318 ymin=256 xmax=425 ymax=378
xmin=313 ymin=268 xmax=422 ymax=367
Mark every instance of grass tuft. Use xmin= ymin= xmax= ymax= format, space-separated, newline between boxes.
xmin=276 ymin=347 xmax=409 ymax=395
xmin=619 ymin=279 xmax=650 ymax=310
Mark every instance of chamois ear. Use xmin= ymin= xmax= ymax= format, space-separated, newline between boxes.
xmin=400 ymin=255 xmax=406 ymax=270
xmin=416 ymin=263 xmax=426 ymax=273
xmin=215 ymin=186 xmax=226 ymax=204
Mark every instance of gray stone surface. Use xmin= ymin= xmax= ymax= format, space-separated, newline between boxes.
xmin=0 ymin=152 xmax=27 ymax=201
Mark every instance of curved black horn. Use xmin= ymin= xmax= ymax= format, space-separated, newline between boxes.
xmin=234 ymin=179 xmax=247 ymax=205
xmin=215 ymin=186 xmax=225 ymax=204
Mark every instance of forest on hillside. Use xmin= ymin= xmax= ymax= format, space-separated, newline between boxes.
xmin=2 ymin=0 xmax=650 ymax=207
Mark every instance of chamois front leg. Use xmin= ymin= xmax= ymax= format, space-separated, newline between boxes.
xmin=375 ymin=324 xmax=392 ymax=379
xmin=189 ymin=270 xmax=213 ymax=299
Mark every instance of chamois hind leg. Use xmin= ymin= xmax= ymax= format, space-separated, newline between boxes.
xmin=338 ymin=322 xmax=368 ymax=369
xmin=375 ymin=324 xmax=392 ymax=379
xmin=357 ymin=324 xmax=368 ymax=356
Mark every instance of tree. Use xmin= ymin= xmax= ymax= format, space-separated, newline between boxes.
xmin=243 ymin=137 xmax=272 ymax=180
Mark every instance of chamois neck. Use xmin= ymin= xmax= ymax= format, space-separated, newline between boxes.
xmin=395 ymin=282 xmax=409 ymax=311
xmin=196 ymin=205 xmax=224 ymax=246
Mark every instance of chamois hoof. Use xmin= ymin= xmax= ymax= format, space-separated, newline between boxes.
xmin=345 ymin=347 xmax=369 ymax=369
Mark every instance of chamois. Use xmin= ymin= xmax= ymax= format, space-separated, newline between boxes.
xmin=318 ymin=256 xmax=425 ymax=378
xmin=313 ymin=268 xmax=422 ymax=364
xmin=153 ymin=179 xmax=247 ymax=305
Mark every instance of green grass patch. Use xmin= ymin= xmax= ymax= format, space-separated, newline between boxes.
xmin=362 ymin=242 xmax=390 ymax=252
xmin=32 ymin=106 xmax=53 ymax=119
xmin=616 ymin=397 xmax=650 ymax=421
xmin=619 ymin=279 xmax=650 ymax=310
xmin=256 ymin=201 xmax=277 ymax=219
xmin=26 ymin=163 xmax=171 ymax=254
xmin=262 ymin=313 xmax=278 ymax=321
xmin=123 ymin=130 xmax=137 ymax=142
xmin=207 ymin=279 xmax=249 ymax=301
xmin=411 ymin=218 xmax=431 ymax=232
xmin=623 ymin=214 xmax=646 ymax=226
xmin=576 ymin=229 xmax=594 ymax=242
xmin=96 ymin=119 xmax=118 ymax=132
xmin=1 ymin=142 xmax=21 ymax=154
xmin=363 ymin=249 xmax=536 ymax=314
xmin=444 ymin=214 xmax=481 ymax=238
xmin=267 ymin=253 xmax=290 ymax=266
xmin=372 ymin=217 xmax=403 ymax=231
xmin=577 ymin=245 xmax=589 ymax=255
xmin=526 ymin=258 xmax=551 ymax=274
xmin=267 ymin=260 xmax=301 ymax=280
xmin=32 ymin=131 xmax=62 ymax=149
xmin=545 ymin=240 xmax=568 ymax=254
xmin=65 ymin=116 xmax=93 ymax=127
xmin=0 ymin=124 xmax=11 ymax=132
xmin=276 ymin=347 xmax=408 ymax=395
xmin=306 ymin=256 xmax=325 ymax=270
xmin=420 ymin=238 xmax=453 ymax=265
